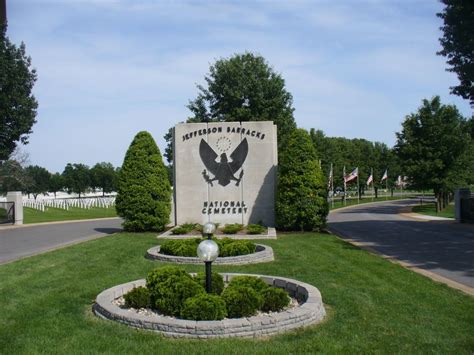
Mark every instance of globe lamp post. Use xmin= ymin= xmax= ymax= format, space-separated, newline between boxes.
xmin=197 ymin=222 xmax=218 ymax=293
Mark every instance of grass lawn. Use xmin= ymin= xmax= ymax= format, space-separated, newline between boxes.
xmin=23 ymin=206 xmax=117 ymax=224
xmin=412 ymin=203 xmax=455 ymax=218
xmin=329 ymin=195 xmax=416 ymax=210
xmin=0 ymin=232 xmax=472 ymax=353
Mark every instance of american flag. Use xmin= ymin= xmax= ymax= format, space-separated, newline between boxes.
xmin=366 ymin=173 xmax=373 ymax=186
xmin=344 ymin=167 xmax=358 ymax=183
xmin=380 ymin=169 xmax=388 ymax=182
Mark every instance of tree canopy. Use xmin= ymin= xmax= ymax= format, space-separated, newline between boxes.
xmin=437 ymin=0 xmax=474 ymax=106
xmin=25 ymin=165 xmax=51 ymax=199
xmin=62 ymin=163 xmax=90 ymax=198
xmin=395 ymin=96 xmax=470 ymax=209
xmin=90 ymin=162 xmax=117 ymax=196
xmin=0 ymin=24 xmax=38 ymax=161
xmin=164 ymin=52 xmax=296 ymax=164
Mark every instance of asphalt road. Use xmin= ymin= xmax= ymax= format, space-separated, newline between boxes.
xmin=0 ymin=218 xmax=123 ymax=264
xmin=328 ymin=199 xmax=474 ymax=288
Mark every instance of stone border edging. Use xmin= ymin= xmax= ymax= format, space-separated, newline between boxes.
xmin=157 ymin=227 xmax=277 ymax=240
xmin=146 ymin=244 xmax=274 ymax=265
xmin=93 ymin=273 xmax=326 ymax=338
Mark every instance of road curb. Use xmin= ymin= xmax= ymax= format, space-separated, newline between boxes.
xmin=0 ymin=217 xmax=121 ymax=231
xmin=326 ymin=228 xmax=474 ymax=297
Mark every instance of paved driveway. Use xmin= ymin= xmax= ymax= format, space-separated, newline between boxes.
xmin=328 ymin=200 xmax=474 ymax=288
xmin=0 ymin=218 xmax=123 ymax=264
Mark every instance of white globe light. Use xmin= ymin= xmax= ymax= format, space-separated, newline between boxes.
xmin=197 ymin=240 xmax=219 ymax=262
xmin=202 ymin=222 xmax=216 ymax=235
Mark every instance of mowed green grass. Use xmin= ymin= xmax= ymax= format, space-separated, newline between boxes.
xmin=23 ymin=206 xmax=117 ymax=224
xmin=0 ymin=232 xmax=472 ymax=353
xmin=412 ymin=203 xmax=455 ymax=218
xmin=329 ymin=195 xmax=416 ymax=210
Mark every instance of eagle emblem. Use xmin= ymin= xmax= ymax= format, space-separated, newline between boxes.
xmin=199 ymin=138 xmax=248 ymax=187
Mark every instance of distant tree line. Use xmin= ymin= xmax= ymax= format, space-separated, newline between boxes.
xmin=0 ymin=161 xmax=119 ymax=199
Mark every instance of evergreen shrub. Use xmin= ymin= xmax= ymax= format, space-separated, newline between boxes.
xmin=260 ymin=287 xmax=290 ymax=312
xmin=123 ymin=287 xmax=151 ymax=309
xmin=219 ymin=240 xmax=256 ymax=257
xmin=194 ymin=272 xmax=224 ymax=295
xmin=276 ymin=128 xmax=329 ymax=231
xmin=180 ymin=294 xmax=227 ymax=321
xmin=159 ymin=238 xmax=200 ymax=257
xmin=228 ymin=275 xmax=269 ymax=293
xmin=221 ymin=223 xmax=243 ymax=234
xmin=221 ymin=286 xmax=263 ymax=318
xmin=247 ymin=224 xmax=265 ymax=234
xmin=115 ymin=131 xmax=171 ymax=232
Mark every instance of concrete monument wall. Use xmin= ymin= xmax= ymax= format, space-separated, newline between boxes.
xmin=173 ymin=121 xmax=277 ymax=226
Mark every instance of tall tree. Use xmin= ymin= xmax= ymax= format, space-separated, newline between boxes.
xmin=48 ymin=172 xmax=63 ymax=198
xmin=437 ymin=0 xmax=474 ymax=106
xmin=276 ymin=128 xmax=328 ymax=231
xmin=90 ymin=162 xmax=116 ymax=196
xmin=62 ymin=163 xmax=90 ymax=198
xmin=116 ymin=131 xmax=171 ymax=232
xmin=0 ymin=159 xmax=31 ymax=194
xmin=395 ymin=96 xmax=469 ymax=211
xmin=25 ymin=165 xmax=51 ymax=200
xmin=164 ymin=52 xmax=296 ymax=164
xmin=0 ymin=24 xmax=38 ymax=161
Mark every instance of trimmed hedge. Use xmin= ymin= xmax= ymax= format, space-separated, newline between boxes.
xmin=228 ymin=275 xmax=269 ymax=293
xmin=276 ymin=128 xmax=328 ymax=231
xmin=115 ymin=131 xmax=171 ymax=232
xmin=247 ymin=224 xmax=265 ymax=234
xmin=222 ymin=286 xmax=263 ymax=318
xmin=181 ymin=294 xmax=227 ymax=321
xmin=158 ymin=238 xmax=256 ymax=258
xmin=194 ymin=272 xmax=224 ymax=295
xmin=123 ymin=287 xmax=151 ymax=309
xmin=221 ymin=223 xmax=244 ymax=234
xmin=261 ymin=287 xmax=290 ymax=312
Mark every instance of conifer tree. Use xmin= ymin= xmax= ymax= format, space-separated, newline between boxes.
xmin=116 ymin=131 xmax=171 ymax=231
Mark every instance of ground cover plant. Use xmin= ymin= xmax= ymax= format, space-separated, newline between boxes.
xmin=159 ymin=238 xmax=256 ymax=258
xmin=412 ymin=203 xmax=455 ymax=218
xmin=0 ymin=232 xmax=473 ymax=353
xmin=170 ymin=223 xmax=266 ymax=235
xmin=23 ymin=206 xmax=117 ymax=224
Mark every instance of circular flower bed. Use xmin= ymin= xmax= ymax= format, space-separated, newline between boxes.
xmin=93 ymin=270 xmax=326 ymax=338
xmin=146 ymin=238 xmax=274 ymax=265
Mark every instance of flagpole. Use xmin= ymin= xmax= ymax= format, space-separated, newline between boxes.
xmin=343 ymin=165 xmax=346 ymax=206
xmin=331 ymin=163 xmax=334 ymax=208
xmin=371 ymin=168 xmax=374 ymax=202
xmin=357 ymin=169 xmax=360 ymax=204
xmin=386 ymin=176 xmax=388 ymax=201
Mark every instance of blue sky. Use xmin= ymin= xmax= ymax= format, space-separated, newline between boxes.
xmin=8 ymin=0 xmax=472 ymax=173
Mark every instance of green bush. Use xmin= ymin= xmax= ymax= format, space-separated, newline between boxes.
xmin=194 ymin=272 xmax=224 ymax=295
xmin=221 ymin=223 xmax=243 ymax=234
xmin=115 ymin=131 xmax=171 ymax=232
xmin=171 ymin=223 xmax=197 ymax=235
xmin=221 ymin=286 xmax=262 ymax=318
xmin=246 ymin=224 xmax=265 ymax=234
xmin=159 ymin=238 xmax=200 ymax=257
xmin=228 ymin=275 xmax=269 ymax=293
xmin=219 ymin=240 xmax=256 ymax=257
xmin=180 ymin=294 xmax=227 ymax=320
xmin=260 ymin=287 xmax=290 ymax=312
xmin=154 ymin=277 xmax=205 ymax=316
xmin=123 ymin=287 xmax=151 ymax=309
xmin=276 ymin=128 xmax=328 ymax=231
xmin=146 ymin=265 xmax=191 ymax=298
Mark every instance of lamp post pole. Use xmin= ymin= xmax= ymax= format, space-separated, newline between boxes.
xmin=198 ymin=222 xmax=218 ymax=294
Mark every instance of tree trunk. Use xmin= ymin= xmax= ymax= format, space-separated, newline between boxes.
xmin=435 ymin=193 xmax=440 ymax=213
xmin=375 ymin=187 xmax=378 ymax=199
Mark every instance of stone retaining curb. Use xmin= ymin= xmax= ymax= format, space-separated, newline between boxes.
xmin=93 ymin=273 xmax=326 ymax=338
xmin=157 ymin=227 xmax=277 ymax=240
xmin=146 ymin=244 xmax=274 ymax=265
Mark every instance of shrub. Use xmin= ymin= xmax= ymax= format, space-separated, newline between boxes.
xmin=220 ymin=240 xmax=256 ymax=257
xmin=154 ymin=277 xmax=205 ymax=316
xmin=194 ymin=272 xmax=224 ymax=295
xmin=115 ymin=131 xmax=171 ymax=232
xmin=159 ymin=238 xmax=200 ymax=257
xmin=123 ymin=287 xmax=151 ymax=309
xmin=171 ymin=223 xmax=197 ymax=235
xmin=228 ymin=275 xmax=269 ymax=293
xmin=247 ymin=224 xmax=265 ymax=234
xmin=146 ymin=266 xmax=191 ymax=298
xmin=181 ymin=294 xmax=227 ymax=320
xmin=221 ymin=223 xmax=243 ymax=234
xmin=221 ymin=286 xmax=262 ymax=318
xmin=276 ymin=128 xmax=328 ymax=231
xmin=171 ymin=226 xmax=190 ymax=235
xmin=260 ymin=287 xmax=290 ymax=312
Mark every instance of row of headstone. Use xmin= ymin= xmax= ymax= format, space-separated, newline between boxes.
xmin=23 ymin=197 xmax=116 ymax=212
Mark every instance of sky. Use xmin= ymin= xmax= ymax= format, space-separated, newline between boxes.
xmin=7 ymin=0 xmax=472 ymax=173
